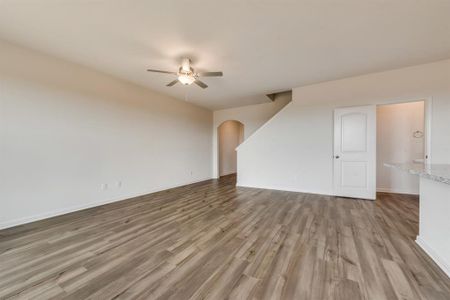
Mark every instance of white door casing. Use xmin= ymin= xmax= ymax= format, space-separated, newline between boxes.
xmin=334 ymin=105 xmax=376 ymax=200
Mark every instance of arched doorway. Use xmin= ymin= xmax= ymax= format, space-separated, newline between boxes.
xmin=218 ymin=120 xmax=244 ymax=177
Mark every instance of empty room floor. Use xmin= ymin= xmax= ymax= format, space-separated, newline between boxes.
xmin=0 ymin=175 xmax=449 ymax=300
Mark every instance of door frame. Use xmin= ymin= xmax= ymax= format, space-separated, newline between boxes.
xmin=375 ymin=97 xmax=432 ymax=163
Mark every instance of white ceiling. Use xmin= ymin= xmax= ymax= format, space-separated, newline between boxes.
xmin=1 ymin=1 xmax=450 ymax=110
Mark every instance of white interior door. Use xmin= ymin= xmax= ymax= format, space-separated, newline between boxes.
xmin=334 ymin=105 xmax=376 ymax=200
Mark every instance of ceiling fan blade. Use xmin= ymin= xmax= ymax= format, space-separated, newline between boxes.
xmin=194 ymin=79 xmax=208 ymax=89
xmin=166 ymin=80 xmax=179 ymax=87
xmin=197 ymin=71 xmax=223 ymax=77
xmin=147 ymin=69 xmax=177 ymax=75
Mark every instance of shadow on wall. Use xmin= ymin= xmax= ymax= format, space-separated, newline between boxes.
xmin=218 ymin=120 xmax=244 ymax=177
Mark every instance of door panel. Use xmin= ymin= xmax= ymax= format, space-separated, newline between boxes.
xmin=341 ymin=161 xmax=367 ymax=188
xmin=334 ymin=106 xmax=376 ymax=200
xmin=341 ymin=113 xmax=367 ymax=152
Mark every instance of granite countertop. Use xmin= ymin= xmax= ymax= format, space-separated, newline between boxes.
xmin=384 ymin=162 xmax=450 ymax=185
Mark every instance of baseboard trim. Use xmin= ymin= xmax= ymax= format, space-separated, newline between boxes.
xmin=416 ymin=236 xmax=450 ymax=278
xmin=377 ymin=187 xmax=419 ymax=195
xmin=236 ymin=182 xmax=334 ymax=197
xmin=0 ymin=177 xmax=212 ymax=230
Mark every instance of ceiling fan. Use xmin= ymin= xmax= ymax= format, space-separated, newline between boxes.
xmin=147 ymin=58 xmax=223 ymax=89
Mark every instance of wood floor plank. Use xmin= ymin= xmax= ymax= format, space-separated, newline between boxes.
xmin=0 ymin=174 xmax=449 ymax=299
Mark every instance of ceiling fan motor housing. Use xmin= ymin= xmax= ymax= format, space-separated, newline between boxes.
xmin=178 ymin=66 xmax=196 ymax=76
xmin=181 ymin=58 xmax=192 ymax=72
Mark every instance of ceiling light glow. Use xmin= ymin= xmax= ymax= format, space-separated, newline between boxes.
xmin=178 ymin=74 xmax=195 ymax=85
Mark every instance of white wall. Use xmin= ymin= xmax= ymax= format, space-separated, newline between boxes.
xmin=377 ymin=101 xmax=425 ymax=195
xmin=238 ymin=59 xmax=450 ymax=195
xmin=218 ymin=121 xmax=243 ymax=176
xmin=212 ymin=92 xmax=291 ymax=178
xmin=417 ymin=177 xmax=450 ymax=278
xmin=0 ymin=40 xmax=213 ymax=229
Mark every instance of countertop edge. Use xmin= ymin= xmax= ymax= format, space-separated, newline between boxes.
xmin=384 ymin=163 xmax=450 ymax=186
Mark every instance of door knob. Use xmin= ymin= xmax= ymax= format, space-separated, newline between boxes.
xmin=335 ymin=155 xmax=340 ymax=159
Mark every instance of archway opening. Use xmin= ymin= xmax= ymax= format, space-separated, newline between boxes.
xmin=218 ymin=120 xmax=244 ymax=177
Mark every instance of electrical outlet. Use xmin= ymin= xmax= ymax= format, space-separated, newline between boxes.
xmin=101 ymin=183 xmax=108 ymax=190
xmin=116 ymin=181 xmax=122 ymax=188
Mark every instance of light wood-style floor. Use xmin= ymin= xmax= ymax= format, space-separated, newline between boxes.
xmin=1 ymin=175 xmax=449 ymax=300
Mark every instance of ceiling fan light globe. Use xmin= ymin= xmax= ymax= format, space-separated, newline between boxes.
xmin=178 ymin=74 xmax=195 ymax=85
